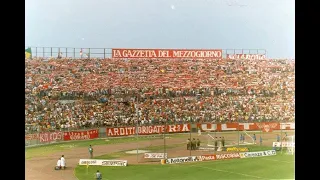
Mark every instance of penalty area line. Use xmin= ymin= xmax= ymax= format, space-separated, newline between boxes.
xmin=73 ymin=168 xmax=79 ymax=180
xmin=191 ymin=165 xmax=267 ymax=179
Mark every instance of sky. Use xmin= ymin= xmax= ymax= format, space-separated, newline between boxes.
xmin=25 ymin=0 xmax=295 ymax=59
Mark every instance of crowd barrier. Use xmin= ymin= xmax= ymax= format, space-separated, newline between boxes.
xmin=25 ymin=122 xmax=294 ymax=147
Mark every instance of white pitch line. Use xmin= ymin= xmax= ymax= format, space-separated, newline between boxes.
xmin=192 ymin=165 xmax=267 ymax=179
xmin=73 ymin=168 xmax=80 ymax=180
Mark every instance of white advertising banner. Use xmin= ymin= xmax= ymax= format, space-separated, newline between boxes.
xmin=144 ymin=153 xmax=168 ymax=159
xmin=273 ymin=142 xmax=295 ymax=147
xmin=101 ymin=160 xmax=128 ymax=166
xmin=239 ymin=150 xmax=276 ymax=158
xmin=198 ymin=147 xmax=216 ymax=151
xmin=165 ymin=156 xmax=200 ymax=164
xmin=79 ymin=159 xmax=127 ymax=166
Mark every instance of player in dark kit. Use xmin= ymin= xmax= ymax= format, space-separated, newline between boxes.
xmin=221 ymin=137 xmax=225 ymax=147
xmin=89 ymin=145 xmax=93 ymax=159
xmin=187 ymin=138 xmax=191 ymax=150
xmin=284 ymin=132 xmax=288 ymax=141
xmin=196 ymin=138 xmax=200 ymax=149
xmin=214 ymin=137 xmax=218 ymax=151
xmin=192 ymin=138 xmax=196 ymax=150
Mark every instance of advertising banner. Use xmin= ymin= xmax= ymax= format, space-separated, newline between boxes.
xmin=39 ymin=131 xmax=63 ymax=143
xmin=280 ymin=123 xmax=295 ymax=130
xmin=198 ymin=147 xmax=216 ymax=151
xmin=112 ymin=49 xmax=222 ymax=59
xmin=255 ymin=122 xmax=279 ymax=132
xmin=106 ymin=124 xmax=190 ymax=137
xmin=272 ymin=142 xmax=295 ymax=148
xmin=144 ymin=153 xmax=168 ymax=159
xmin=216 ymin=153 xmax=241 ymax=160
xmin=197 ymin=155 xmax=216 ymax=161
xmin=165 ymin=156 xmax=200 ymax=164
xmin=197 ymin=122 xmax=294 ymax=132
xmin=239 ymin=150 xmax=276 ymax=158
xmin=226 ymin=147 xmax=249 ymax=152
xmin=64 ymin=129 xmax=99 ymax=141
xmin=101 ymin=160 xmax=128 ymax=166
xmin=25 ymin=133 xmax=39 ymax=140
xmin=227 ymin=54 xmax=266 ymax=60
xmin=106 ymin=122 xmax=294 ymax=137
xmin=79 ymin=159 xmax=127 ymax=166
xmin=79 ymin=159 xmax=100 ymax=166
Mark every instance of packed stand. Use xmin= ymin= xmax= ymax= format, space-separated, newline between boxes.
xmin=25 ymin=58 xmax=295 ymax=133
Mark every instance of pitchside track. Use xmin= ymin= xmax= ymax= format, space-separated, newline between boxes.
xmin=25 ymin=130 xmax=294 ymax=180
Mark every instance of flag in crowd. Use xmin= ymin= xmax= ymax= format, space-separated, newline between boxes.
xmin=25 ymin=47 xmax=32 ymax=59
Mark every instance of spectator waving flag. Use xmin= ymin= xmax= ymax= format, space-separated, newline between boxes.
xmin=25 ymin=47 xmax=32 ymax=59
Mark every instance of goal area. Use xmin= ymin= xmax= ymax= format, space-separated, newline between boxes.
xmin=206 ymin=130 xmax=255 ymax=148
xmin=283 ymin=135 xmax=295 ymax=155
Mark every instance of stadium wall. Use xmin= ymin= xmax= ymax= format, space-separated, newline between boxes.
xmin=25 ymin=122 xmax=294 ymax=147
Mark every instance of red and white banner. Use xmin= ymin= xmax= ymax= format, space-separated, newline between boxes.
xmin=106 ymin=122 xmax=294 ymax=137
xmin=216 ymin=153 xmax=241 ymax=160
xmin=197 ymin=122 xmax=294 ymax=132
xmin=39 ymin=131 xmax=63 ymax=143
xmin=25 ymin=133 xmax=39 ymax=140
xmin=106 ymin=124 xmax=190 ymax=137
xmin=280 ymin=123 xmax=295 ymax=130
xmin=227 ymin=54 xmax=266 ymax=60
xmin=255 ymin=122 xmax=278 ymax=132
xmin=64 ymin=129 xmax=99 ymax=141
xmin=112 ymin=49 xmax=222 ymax=59
xmin=197 ymin=155 xmax=216 ymax=161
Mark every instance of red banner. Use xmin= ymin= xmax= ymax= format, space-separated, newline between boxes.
xmin=197 ymin=122 xmax=294 ymax=132
xmin=198 ymin=155 xmax=216 ymax=161
xmin=25 ymin=133 xmax=39 ymax=140
xmin=255 ymin=122 xmax=279 ymax=132
xmin=227 ymin=54 xmax=266 ymax=60
xmin=216 ymin=153 xmax=241 ymax=160
xmin=112 ymin=49 xmax=222 ymax=59
xmin=106 ymin=124 xmax=190 ymax=137
xmin=39 ymin=131 xmax=63 ymax=143
xmin=106 ymin=122 xmax=294 ymax=137
xmin=63 ymin=129 xmax=99 ymax=141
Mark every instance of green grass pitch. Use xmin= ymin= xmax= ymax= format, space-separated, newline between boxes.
xmin=75 ymin=148 xmax=294 ymax=180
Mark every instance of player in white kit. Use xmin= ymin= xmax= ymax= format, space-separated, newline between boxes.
xmin=60 ymin=155 xmax=66 ymax=169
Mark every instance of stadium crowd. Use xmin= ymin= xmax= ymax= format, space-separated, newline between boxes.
xmin=25 ymin=58 xmax=295 ymax=134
